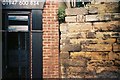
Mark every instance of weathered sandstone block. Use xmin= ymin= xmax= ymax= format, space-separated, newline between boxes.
xmin=65 ymin=8 xmax=88 ymax=16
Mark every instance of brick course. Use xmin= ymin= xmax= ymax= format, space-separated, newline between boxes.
xmin=43 ymin=0 xmax=59 ymax=78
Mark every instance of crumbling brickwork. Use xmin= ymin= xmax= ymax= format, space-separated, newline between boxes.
xmin=60 ymin=2 xmax=120 ymax=78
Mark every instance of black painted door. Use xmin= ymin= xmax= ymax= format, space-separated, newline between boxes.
xmin=2 ymin=11 xmax=30 ymax=79
xmin=2 ymin=10 xmax=43 ymax=79
xmin=6 ymin=32 xmax=29 ymax=79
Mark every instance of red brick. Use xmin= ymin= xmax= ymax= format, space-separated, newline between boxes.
xmin=43 ymin=1 xmax=59 ymax=78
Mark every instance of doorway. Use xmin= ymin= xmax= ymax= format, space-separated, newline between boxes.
xmin=2 ymin=10 xmax=43 ymax=80
xmin=6 ymin=32 xmax=30 ymax=79
xmin=2 ymin=11 xmax=31 ymax=79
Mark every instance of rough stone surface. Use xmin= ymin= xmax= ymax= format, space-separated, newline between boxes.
xmin=113 ymin=43 xmax=120 ymax=52
xmin=60 ymin=52 xmax=70 ymax=59
xmin=85 ymin=15 xmax=100 ymax=22
xmin=70 ymin=39 xmax=97 ymax=44
xmin=60 ymin=2 xmax=120 ymax=78
xmin=67 ymin=32 xmax=86 ymax=39
xmin=67 ymin=23 xmax=92 ymax=32
xmin=70 ymin=52 xmax=85 ymax=59
xmin=117 ymin=38 xmax=120 ymax=43
xmin=85 ymin=52 xmax=109 ymax=60
xmin=93 ymin=21 xmax=120 ymax=31
xmin=96 ymin=32 xmax=120 ymax=39
xmin=65 ymin=16 xmax=77 ymax=23
xmin=88 ymin=7 xmax=98 ymax=14
xmin=87 ymin=32 xmax=96 ymax=38
xmin=77 ymin=15 xmax=85 ymax=22
xmin=60 ymin=23 xmax=68 ymax=33
xmin=61 ymin=44 xmax=81 ymax=52
xmin=67 ymin=59 xmax=87 ymax=67
xmin=98 ymin=38 xmax=116 ymax=44
xmin=65 ymin=8 xmax=88 ymax=16
xmin=81 ymin=44 xmax=112 ymax=51
xmin=86 ymin=13 xmax=120 ymax=22
xmin=87 ymin=3 xmax=119 ymax=13
xmin=68 ymin=67 xmax=86 ymax=73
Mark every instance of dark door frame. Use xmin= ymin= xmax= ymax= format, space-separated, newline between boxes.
xmin=2 ymin=10 xmax=31 ymax=79
xmin=2 ymin=9 xmax=43 ymax=79
xmin=0 ymin=1 xmax=2 ymax=80
xmin=1 ymin=1 xmax=44 ymax=79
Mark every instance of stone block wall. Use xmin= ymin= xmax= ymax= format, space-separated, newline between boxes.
xmin=60 ymin=2 xmax=120 ymax=78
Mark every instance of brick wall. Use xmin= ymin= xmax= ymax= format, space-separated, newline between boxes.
xmin=43 ymin=0 xmax=59 ymax=78
xmin=60 ymin=2 xmax=120 ymax=78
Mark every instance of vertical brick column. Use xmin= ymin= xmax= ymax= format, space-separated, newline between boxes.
xmin=43 ymin=0 xmax=59 ymax=78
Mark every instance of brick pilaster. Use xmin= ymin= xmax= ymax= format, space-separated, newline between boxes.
xmin=42 ymin=0 xmax=59 ymax=78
